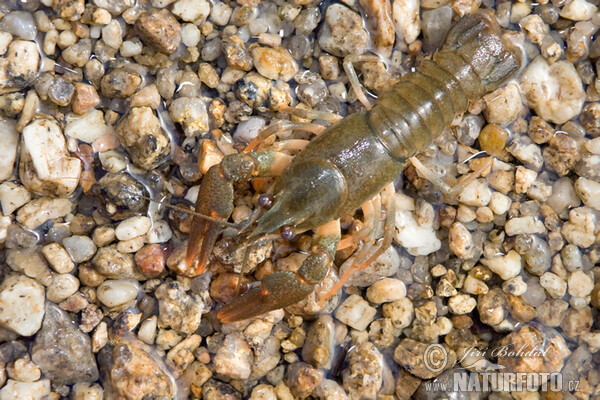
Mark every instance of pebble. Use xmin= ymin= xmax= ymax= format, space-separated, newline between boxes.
xmin=392 ymin=0 xmax=420 ymax=45
xmin=2 ymin=40 xmax=39 ymax=92
xmin=559 ymin=0 xmax=597 ymax=21
xmin=448 ymin=222 xmax=474 ymax=259
xmin=0 ymin=120 xmax=18 ymax=181
xmin=0 ymin=182 xmax=30 ymax=216
xmin=382 ymin=297 xmax=414 ymax=329
xmin=488 ymin=191 xmax=511 ymax=215
xmin=169 ymin=97 xmax=210 ymax=138
xmin=100 ymin=67 xmax=141 ymax=99
xmin=115 ymin=107 xmax=171 ymax=169
xmin=481 ymin=250 xmax=522 ymax=280
xmin=561 ymin=207 xmax=597 ymax=248
xmin=567 ymin=270 xmax=594 ymax=298
xmin=135 ymin=9 xmax=182 ymax=54
xmin=334 ymin=294 xmax=377 ymax=331
xmin=0 ymin=379 xmax=50 ymax=400
xmin=366 ymin=278 xmax=406 ymax=303
xmin=539 ymin=272 xmax=567 ymax=298
xmin=71 ymin=383 xmax=104 ymax=400
xmin=318 ymin=4 xmax=369 ymax=57
xmin=7 ymin=358 xmax=41 ymax=382
xmin=546 ymin=177 xmax=581 ymax=215
xmin=5 ymin=248 xmax=52 ymax=285
xmin=30 ymin=304 xmax=98 ymax=385
xmin=98 ymin=340 xmax=175 ymax=399
xmin=457 ymin=179 xmax=492 ymax=206
xmin=19 ymin=118 xmax=82 ymax=197
xmin=520 ymin=56 xmax=585 ymax=124
xmin=342 ymin=342 xmax=384 ymax=400
xmin=48 ymin=244 xmax=85 ymax=276
xmin=97 ymin=279 xmax=139 ymax=309
xmin=393 ymin=197 xmax=441 ymax=256
xmin=338 ymin=245 xmax=399 ymax=287
xmin=115 ymin=216 xmax=152 ymax=241
xmin=251 ymin=46 xmax=298 ymax=81
xmin=504 ymin=216 xmax=546 ymax=235
xmin=213 ymin=333 xmax=253 ymax=380
xmin=63 ymin=235 xmax=97 ymax=263
xmin=448 ymin=294 xmax=477 ymax=314
xmin=155 ymin=282 xmax=204 ymax=335
xmin=483 ymin=82 xmax=522 ymax=126
xmin=576 ymin=177 xmax=600 ymax=210
xmin=64 ymin=110 xmax=108 ymax=143
xmin=47 ymin=274 xmax=80 ymax=303
xmin=543 ymin=133 xmax=580 ymax=176
xmin=498 ymin=324 xmax=570 ymax=376
xmin=302 ymin=316 xmax=335 ymax=370
xmin=0 ymin=273 xmax=45 ymax=337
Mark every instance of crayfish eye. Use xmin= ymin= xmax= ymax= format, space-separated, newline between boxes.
xmin=258 ymin=194 xmax=273 ymax=209
xmin=280 ymin=225 xmax=294 ymax=241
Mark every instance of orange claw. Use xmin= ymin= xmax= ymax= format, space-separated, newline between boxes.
xmin=185 ymin=164 xmax=234 ymax=274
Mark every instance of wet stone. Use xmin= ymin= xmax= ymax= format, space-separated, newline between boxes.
xmin=63 ymin=235 xmax=97 ymax=263
xmin=203 ymin=378 xmax=241 ymax=400
xmin=98 ymin=340 xmax=174 ymax=399
xmin=287 ymin=362 xmax=322 ymax=399
xmin=31 ymin=303 xmax=99 ymax=385
xmin=155 ymin=282 xmax=205 ymax=335
xmin=115 ymin=107 xmax=171 ymax=169
xmin=135 ymin=9 xmax=182 ymax=54
xmin=100 ymin=68 xmax=142 ymax=99
xmin=318 ymin=4 xmax=369 ymax=57
xmin=342 ymin=342 xmax=384 ymax=400
xmin=0 ymin=274 xmax=45 ymax=337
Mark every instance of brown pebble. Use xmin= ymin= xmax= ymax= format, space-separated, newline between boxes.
xmin=135 ymin=9 xmax=182 ymax=54
xmin=478 ymin=124 xmax=510 ymax=160
xmin=135 ymin=244 xmax=167 ymax=278
xmin=72 ymin=83 xmax=100 ymax=114
xmin=542 ymin=132 xmax=580 ymax=176
xmin=527 ymin=115 xmax=554 ymax=144
xmin=580 ymin=102 xmax=600 ymax=138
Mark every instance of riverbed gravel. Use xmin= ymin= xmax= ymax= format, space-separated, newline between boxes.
xmin=0 ymin=0 xmax=598 ymax=399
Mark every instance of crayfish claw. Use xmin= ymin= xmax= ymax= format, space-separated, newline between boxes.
xmin=185 ymin=164 xmax=234 ymax=274
xmin=217 ymin=270 xmax=315 ymax=322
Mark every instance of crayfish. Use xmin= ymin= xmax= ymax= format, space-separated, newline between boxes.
xmin=185 ymin=12 xmax=522 ymax=322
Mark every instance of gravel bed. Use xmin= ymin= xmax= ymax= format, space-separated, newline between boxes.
xmin=0 ymin=0 xmax=598 ymax=399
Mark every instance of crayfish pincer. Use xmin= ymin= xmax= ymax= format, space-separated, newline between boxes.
xmin=186 ymin=12 xmax=523 ymax=322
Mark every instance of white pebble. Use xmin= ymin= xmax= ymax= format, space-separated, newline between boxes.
xmin=540 ymin=272 xmax=567 ymax=298
xmin=334 ymin=294 xmax=377 ymax=331
xmin=567 ymin=270 xmax=594 ymax=298
xmin=504 ymin=216 xmax=546 ymax=236
xmin=64 ymin=110 xmax=109 ymax=144
xmin=181 ymin=24 xmax=201 ymax=47
xmin=0 ymin=120 xmax=18 ymax=181
xmin=116 ymin=236 xmax=144 ymax=253
xmin=483 ymin=82 xmax=522 ymax=126
xmin=562 ymin=207 xmax=596 ymax=248
xmin=20 ymin=119 xmax=82 ymax=197
xmin=0 ymin=379 xmax=50 ymax=400
xmin=393 ymin=194 xmax=441 ymax=256
xmin=146 ymin=220 xmax=173 ymax=243
xmin=115 ymin=216 xmax=152 ymax=241
xmin=0 ymin=274 xmax=45 ymax=336
xmin=101 ymin=20 xmax=122 ymax=49
xmin=560 ymin=0 xmax=597 ymax=21
xmin=138 ymin=316 xmax=158 ymax=345
xmin=0 ymin=182 xmax=30 ymax=215
xmin=172 ymin=0 xmax=211 ymax=22
xmin=489 ymin=191 xmax=511 ymax=215
xmin=97 ymin=280 xmax=140 ymax=309
xmin=457 ymin=179 xmax=492 ymax=206
xmin=481 ymin=250 xmax=522 ymax=280
xmin=366 ymin=278 xmax=406 ymax=304
xmin=233 ymin=117 xmax=266 ymax=143
xmin=42 ymin=243 xmax=75 ymax=274
xmin=514 ymin=166 xmax=537 ymax=194
xmin=574 ymin=177 xmax=600 ymax=211
xmin=547 ymin=177 xmax=581 ymax=215
xmin=519 ymin=56 xmax=585 ymax=124
xmin=392 ymin=0 xmax=420 ymax=44
xmin=448 ymin=294 xmax=477 ymax=315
